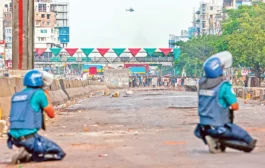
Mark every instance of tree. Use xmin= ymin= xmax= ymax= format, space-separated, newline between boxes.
xmin=174 ymin=35 xmax=220 ymax=77
xmin=222 ymin=3 xmax=265 ymax=77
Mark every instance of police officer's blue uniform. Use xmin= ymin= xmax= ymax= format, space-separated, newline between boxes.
xmin=194 ymin=56 xmax=257 ymax=153
xmin=7 ymin=70 xmax=66 ymax=163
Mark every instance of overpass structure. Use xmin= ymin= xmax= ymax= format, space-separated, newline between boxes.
xmin=34 ymin=48 xmax=181 ymax=66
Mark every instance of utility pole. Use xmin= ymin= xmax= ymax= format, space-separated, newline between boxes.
xmin=12 ymin=0 xmax=34 ymax=70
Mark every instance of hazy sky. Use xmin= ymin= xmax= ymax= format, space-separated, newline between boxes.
xmin=68 ymin=0 xmax=202 ymax=48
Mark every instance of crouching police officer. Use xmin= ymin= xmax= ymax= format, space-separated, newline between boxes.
xmin=194 ymin=51 xmax=257 ymax=153
xmin=7 ymin=70 xmax=66 ymax=164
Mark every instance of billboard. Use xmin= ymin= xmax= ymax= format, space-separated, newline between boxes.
xmin=188 ymin=27 xmax=197 ymax=38
xmin=124 ymin=64 xmax=149 ymax=72
xmin=59 ymin=35 xmax=69 ymax=43
xmin=59 ymin=27 xmax=69 ymax=35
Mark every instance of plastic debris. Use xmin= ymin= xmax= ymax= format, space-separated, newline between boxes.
xmin=99 ymin=154 xmax=108 ymax=157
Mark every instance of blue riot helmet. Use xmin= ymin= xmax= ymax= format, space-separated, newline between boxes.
xmin=203 ymin=57 xmax=223 ymax=78
xmin=203 ymin=51 xmax=233 ymax=78
xmin=24 ymin=70 xmax=44 ymax=87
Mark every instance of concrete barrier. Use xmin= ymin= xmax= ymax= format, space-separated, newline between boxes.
xmin=233 ymin=87 xmax=265 ymax=101
xmin=0 ymin=78 xmax=107 ymax=120
xmin=184 ymin=78 xmax=198 ymax=92
xmin=104 ymin=69 xmax=129 ymax=89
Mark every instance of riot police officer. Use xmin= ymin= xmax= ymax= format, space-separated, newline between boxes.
xmin=194 ymin=51 xmax=257 ymax=153
xmin=7 ymin=70 xmax=66 ymax=163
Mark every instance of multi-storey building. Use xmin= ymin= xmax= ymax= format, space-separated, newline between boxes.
xmin=2 ymin=0 xmax=70 ymax=50
xmin=0 ymin=1 xmax=5 ymax=42
xmin=34 ymin=0 xmax=61 ymax=48
xmin=51 ymin=1 xmax=69 ymax=47
xmin=168 ymin=34 xmax=189 ymax=48
xmin=3 ymin=0 xmax=12 ymax=60
xmin=195 ymin=0 xmax=223 ymax=35
xmin=0 ymin=1 xmax=5 ymax=60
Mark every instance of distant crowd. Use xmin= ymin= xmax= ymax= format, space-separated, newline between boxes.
xmin=129 ymin=76 xmax=197 ymax=88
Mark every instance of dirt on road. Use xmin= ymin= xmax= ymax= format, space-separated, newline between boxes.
xmin=1 ymin=91 xmax=265 ymax=168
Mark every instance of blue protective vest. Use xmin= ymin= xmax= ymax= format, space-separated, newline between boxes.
xmin=198 ymin=81 xmax=230 ymax=126
xmin=9 ymin=89 xmax=42 ymax=129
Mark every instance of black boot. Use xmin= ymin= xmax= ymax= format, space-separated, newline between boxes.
xmin=219 ymin=139 xmax=257 ymax=153
xmin=244 ymin=139 xmax=257 ymax=153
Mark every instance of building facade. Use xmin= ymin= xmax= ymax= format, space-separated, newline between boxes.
xmin=34 ymin=0 xmax=61 ymax=48
xmin=195 ymin=0 xmax=223 ymax=35
xmin=0 ymin=1 xmax=5 ymax=42
xmin=168 ymin=34 xmax=189 ymax=48
xmin=3 ymin=0 xmax=12 ymax=61
xmin=51 ymin=1 xmax=69 ymax=47
xmin=2 ymin=0 xmax=70 ymax=49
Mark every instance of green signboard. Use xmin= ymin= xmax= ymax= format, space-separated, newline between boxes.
xmin=82 ymin=57 xmax=91 ymax=62
xmin=66 ymin=57 xmax=76 ymax=62
xmin=50 ymin=57 xmax=61 ymax=62
xmin=174 ymin=48 xmax=181 ymax=60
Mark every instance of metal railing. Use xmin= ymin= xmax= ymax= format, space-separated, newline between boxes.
xmin=34 ymin=56 xmax=174 ymax=64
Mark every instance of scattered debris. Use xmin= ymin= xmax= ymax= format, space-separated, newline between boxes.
xmin=163 ymin=141 xmax=186 ymax=145
xmin=83 ymin=124 xmax=89 ymax=132
xmin=125 ymin=91 xmax=134 ymax=96
xmin=0 ymin=120 xmax=7 ymax=137
xmin=103 ymin=90 xmax=111 ymax=96
xmin=110 ymin=91 xmax=120 ymax=98
xmin=99 ymin=154 xmax=108 ymax=157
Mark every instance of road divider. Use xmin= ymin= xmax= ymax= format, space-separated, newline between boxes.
xmin=0 ymin=78 xmax=107 ymax=120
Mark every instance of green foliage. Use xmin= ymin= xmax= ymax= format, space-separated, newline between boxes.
xmin=222 ymin=3 xmax=265 ymax=76
xmin=174 ymin=3 xmax=265 ymax=77
xmin=174 ymin=35 xmax=220 ymax=77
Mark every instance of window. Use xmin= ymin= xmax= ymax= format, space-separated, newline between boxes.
xmin=40 ymin=37 xmax=46 ymax=41
xmin=47 ymin=14 xmax=51 ymax=19
xmin=41 ymin=14 xmax=45 ymax=18
xmin=36 ymin=20 xmax=41 ymax=26
xmin=38 ymin=4 xmax=47 ymax=12
xmin=47 ymin=22 xmax=50 ymax=26
xmin=42 ymin=22 xmax=45 ymax=25
xmin=10 ymin=3 xmax=12 ymax=11
xmin=41 ymin=29 xmax=47 ymax=33
xmin=210 ymin=6 xmax=213 ymax=10
xmin=51 ymin=29 xmax=54 ymax=33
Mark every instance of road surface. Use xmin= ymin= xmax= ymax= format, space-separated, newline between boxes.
xmin=0 ymin=90 xmax=265 ymax=168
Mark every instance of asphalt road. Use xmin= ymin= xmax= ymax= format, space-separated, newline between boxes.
xmin=1 ymin=91 xmax=265 ymax=168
